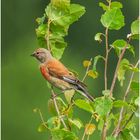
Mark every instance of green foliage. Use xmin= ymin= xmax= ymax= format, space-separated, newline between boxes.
xmin=36 ymin=0 xmax=85 ymax=59
xmin=51 ymin=129 xmax=79 ymax=140
xmin=111 ymin=39 xmax=135 ymax=56
xmin=94 ymin=33 xmax=104 ymax=43
xmin=74 ymin=99 xmax=93 ymax=113
xmin=117 ymin=59 xmax=129 ymax=86
xmin=113 ymin=100 xmax=128 ymax=108
xmin=94 ymin=96 xmax=113 ymax=117
xmin=34 ymin=0 xmax=139 ymax=139
xmin=130 ymin=81 xmax=139 ymax=94
xmin=130 ymin=19 xmax=139 ymax=40
xmin=101 ymin=8 xmax=125 ymax=30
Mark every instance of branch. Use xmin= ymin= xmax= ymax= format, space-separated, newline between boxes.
xmin=109 ymin=39 xmax=131 ymax=96
xmin=101 ymin=27 xmax=109 ymax=140
xmin=104 ymin=28 xmax=109 ymax=90
xmin=82 ymin=58 xmax=93 ymax=82
xmin=38 ymin=108 xmax=48 ymax=128
xmin=112 ymin=60 xmax=139 ymax=137
xmin=51 ymin=88 xmax=68 ymax=129
xmin=46 ymin=19 xmax=51 ymax=52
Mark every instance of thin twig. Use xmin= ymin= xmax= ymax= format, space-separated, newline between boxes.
xmin=104 ymin=28 xmax=109 ymax=90
xmin=38 ymin=109 xmax=48 ymax=128
xmin=112 ymin=60 xmax=139 ymax=137
xmin=109 ymin=39 xmax=131 ymax=96
xmin=46 ymin=19 xmax=51 ymax=52
xmin=51 ymin=88 xmax=68 ymax=129
xmin=82 ymin=58 xmax=93 ymax=82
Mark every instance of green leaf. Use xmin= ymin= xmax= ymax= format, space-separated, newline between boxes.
xmin=117 ymin=59 xmax=129 ymax=86
xmin=94 ymin=97 xmax=113 ymax=117
xmin=51 ymin=0 xmax=70 ymax=10
xmin=36 ymin=14 xmax=46 ymax=25
xmin=49 ymin=34 xmax=67 ymax=59
xmin=92 ymin=55 xmax=104 ymax=71
xmin=47 ymin=117 xmax=61 ymax=130
xmin=106 ymin=136 xmax=116 ymax=140
xmin=38 ymin=123 xmax=47 ymax=132
xmin=99 ymin=1 xmax=122 ymax=11
xmin=99 ymin=2 xmax=108 ymax=11
xmin=120 ymin=129 xmax=131 ymax=140
xmin=112 ymin=39 xmax=135 ymax=56
xmin=131 ymin=19 xmax=139 ymax=40
xmin=129 ymin=132 xmax=138 ymax=140
xmin=113 ymin=100 xmax=128 ymax=108
xmin=68 ymin=118 xmax=83 ymax=129
xmin=48 ymin=97 xmax=67 ymax=115
xmin=110 ymin=2 xmax=123 ymax=9
xmin=36 ymin=24 xmax=47 ymax=38
xmin=134 ymin=97 xmax=139 ymax=106
xmin=98 ymin=118 xmax=104 ymax=131
xmin=130 ymin=81 xmax=139 ymax=93
xmin=74 ymin=99 xmax=93 ymax=113
xmin=46 ymin=4 xmax=85 ymax=27
xmin=94 ymin=33 xmax=104 ymax=43
xmin=101 ymin=8 xmax=125 ymax=30
xmin=64 ymin=89 xmax=75 ymax=103
xmin=51 ymin=129 xmax=79 ymax=140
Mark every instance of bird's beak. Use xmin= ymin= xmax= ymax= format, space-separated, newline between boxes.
xmin=30 ymin=52 xmax=36 ymax=57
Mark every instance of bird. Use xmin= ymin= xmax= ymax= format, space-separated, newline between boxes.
xmin=31 ymin=48 xmax=94 ymax=101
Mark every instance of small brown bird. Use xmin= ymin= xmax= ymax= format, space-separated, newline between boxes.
xmin=31 ymin=48 xmax=93 ymax=101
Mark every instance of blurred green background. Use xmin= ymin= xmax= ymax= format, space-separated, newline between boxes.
xmin=2 ymin=0 xmax=139 ymax=139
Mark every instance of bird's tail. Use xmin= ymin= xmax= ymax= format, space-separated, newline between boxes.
xmin=76 ymin=83 xmax=94 ymax=102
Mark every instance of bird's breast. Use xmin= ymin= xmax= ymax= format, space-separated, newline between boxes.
xmin=40 ymin=65 xmax=51 ymax=81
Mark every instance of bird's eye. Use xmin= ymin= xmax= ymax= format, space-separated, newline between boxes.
xmin=36 ymin=52 xmax=39 ymax=54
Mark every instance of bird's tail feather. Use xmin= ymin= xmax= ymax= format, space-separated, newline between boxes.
xmin=77 ymin=84 xmax=94 ymax=101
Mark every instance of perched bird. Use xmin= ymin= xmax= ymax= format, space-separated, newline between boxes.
xmin=31 ymin=48 xmax=93 ymax=101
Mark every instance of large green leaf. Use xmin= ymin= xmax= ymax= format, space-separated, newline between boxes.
xmin=106 ymin=136 xmax=116 ymax=140
xmin=101 ymin=8 xmax=125 ymax=30
xmin=94 ymin=97 xmax=113 ymax=117
xmin=51 ymin=129 xmax=79 ymax=140
xmin=46 ymin=4 xmax=85 ymax=27
xmin=74 ymin=99 xmax=93 ymax=113
xmin=113 ymin=100 xmax=128 ymax=108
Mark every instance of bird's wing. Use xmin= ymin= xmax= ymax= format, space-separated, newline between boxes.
xmin=47 ymin=59 xmax=71 ymax=77
xmin=47 ymin=59 xmax=87 ymax=88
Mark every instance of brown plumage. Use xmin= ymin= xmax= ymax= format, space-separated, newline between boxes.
xmin=31 ymin=48 xmax=94 ymax=101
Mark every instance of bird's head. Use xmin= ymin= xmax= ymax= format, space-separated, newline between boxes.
xmin=31 ymin=48 xmax=53 ymax=63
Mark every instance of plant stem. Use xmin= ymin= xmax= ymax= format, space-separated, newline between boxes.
xmin=46 ymin=19 xmax=51 ymax=52
xmin=51 ymin=88 xmax=68 ymax=129
xmin=109 ymin=39 xmax=131 ymax=96
xmin=104 ymin=28 xmax=109 ymax=90
xmin=101 ymin=27 xmax=109 ymax=140
xmin=112 ymin=60 xmax=139 ymax=137
xmin=38 ymin=109 xmax=48 ymax=128
xmin=82 ymin=58 xmax=93 ymax=82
